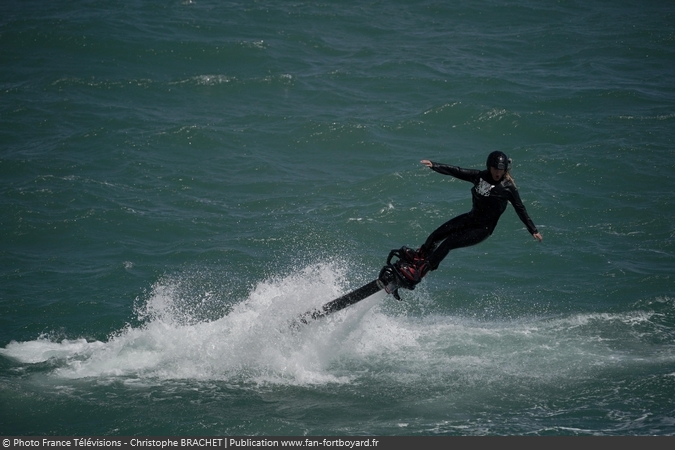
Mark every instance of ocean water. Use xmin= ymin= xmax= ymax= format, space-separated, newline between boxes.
xmin=2 ymin=0 xmax=675 ymax=436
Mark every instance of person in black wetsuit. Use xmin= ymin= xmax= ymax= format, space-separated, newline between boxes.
xmin=397 ymin=151 xmax=543 ymax=284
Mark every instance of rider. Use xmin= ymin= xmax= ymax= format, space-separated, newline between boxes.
xmin=397 ymin=151 xmax=543 ymax=284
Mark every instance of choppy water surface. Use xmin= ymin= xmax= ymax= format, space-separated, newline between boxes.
xmin=2 ymin=0 xmax=674 ymax=436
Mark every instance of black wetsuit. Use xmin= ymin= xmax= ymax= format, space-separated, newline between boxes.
xmin=421 ymin=162 xmax=539 ymax=271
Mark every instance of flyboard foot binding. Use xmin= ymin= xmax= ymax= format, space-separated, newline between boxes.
xmin=377 ymin=246 xmax=429 ymax=300
xmin=290 ymin=246 xmax=429 ymax=328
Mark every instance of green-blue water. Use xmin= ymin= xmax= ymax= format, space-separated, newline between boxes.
xmin=2 ymin=0 xmax=675 ymax=436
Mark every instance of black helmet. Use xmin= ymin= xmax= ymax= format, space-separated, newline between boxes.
xmin=486 ymin=151 xmax=511 ymax=171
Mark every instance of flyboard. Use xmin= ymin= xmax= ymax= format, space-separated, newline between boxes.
xmin=291 ymin=247 xmax=422 ymax=328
